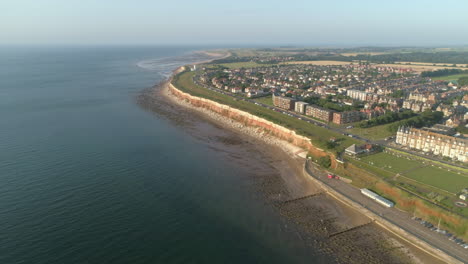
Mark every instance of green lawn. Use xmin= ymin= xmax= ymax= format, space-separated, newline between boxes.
xmin=432 ymin=74 xmax=468 ymax=81
xmin=348 ymin=123 xmax=394 ymax=140
xmin=358 ymin=152 xmax=468 ymax=194
xmin=253 ymin=96 xmax=274 ymax=106
xmin=360 ymin=152 xmax=418 ymax=173
xmin=387 ymin=148 xmax=468 ymax=174
xmin=404 ymin=166 xmax=468 ymax=194
xmin=172 ymin=70 xmax=361 ymax=153
xmin=346 ymin=158 xmax=395 ymax=178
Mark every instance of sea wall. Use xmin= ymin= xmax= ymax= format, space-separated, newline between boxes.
xmin=168 ymin=81 xmax=335 ymax=166
xmin=303 ymin=162 xmax=462 ymax=264
xmin=168 ymin=78 xmax=462 ymax=264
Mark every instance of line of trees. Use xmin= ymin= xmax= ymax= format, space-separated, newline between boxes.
xmin=358 ymin=110 xmax=416 ymax=128
xmin=459 ymin=77 xmax=468 ymax=87
xmin=387 ymin=111 xmax=444 ymax=132
xmin=421 ymin=69 xmax=468 ymax=78
xmin=304 ymin=96 xmax=361 ymax=112
xmin=352 ymin=52 xmax=468 ymax=64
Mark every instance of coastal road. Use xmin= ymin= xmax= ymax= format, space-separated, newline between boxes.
xmin=306 ymin=162 xmax=468 ymax=264
xmin=192 ymin=76 xmax=468 ymax=262
xmin=197 ymin=77 xmax=468 ymax=172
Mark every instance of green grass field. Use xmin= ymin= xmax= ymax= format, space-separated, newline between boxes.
xmin=359 ymin=152 xmax=468 ymax=194
xmin=432 ymin=74 xmax=468 ymax=81
xmin=360 ymin=152 xmax=416 ymax=173
xmin=404 ymin=166 xmax=468 ymax=194
xmin=387 ymin=148 xmax=468 ymax=174
xmin=172 ymin=70 xmax=361 ymax=153
xmin=253 ymin=96 xmax=274 ymax=106
xmin=348 ymin=123 xmax=394 ymax=140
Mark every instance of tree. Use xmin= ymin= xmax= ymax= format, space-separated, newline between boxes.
xmin=459 ymin=77 xmax=468 ymax=87
xmin=318 ymin=156 xmax=331 ymax=168
xmin=325 ymin=141 xmax=337 ymax=149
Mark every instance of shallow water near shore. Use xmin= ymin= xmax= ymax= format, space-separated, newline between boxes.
xmin=0 ymin=46 xmax=333 ymax=263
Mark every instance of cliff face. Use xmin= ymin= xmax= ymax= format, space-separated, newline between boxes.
xmin=169 ymin=83 xmax=336 ymax=166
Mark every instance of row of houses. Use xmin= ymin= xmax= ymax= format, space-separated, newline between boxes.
xmin=395 ymin=126 xmax=468 ymax=162
xmin=402 ymin=100 xmax=433 ymax=113
xmin=273 ymin=95 xmax=362 ymax=124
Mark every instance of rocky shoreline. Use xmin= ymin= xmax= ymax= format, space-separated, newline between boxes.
xmin=136 ymin=49 xmax=448 ymax=263
xmin=137 ymin=76 xmax=444 ymax=263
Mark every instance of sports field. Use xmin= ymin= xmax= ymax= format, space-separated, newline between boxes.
xmin=360 ymin=152 xmax=468 ymax=194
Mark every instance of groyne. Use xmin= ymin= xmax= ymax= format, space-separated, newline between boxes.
xmin=304 ymin=161 xmax=462 ymax=264
xmin=167 ymin=73 xmax=463 ymax=263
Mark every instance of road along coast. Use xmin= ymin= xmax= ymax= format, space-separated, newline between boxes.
xmin=149 ymin=63 xmax=455 ymax=263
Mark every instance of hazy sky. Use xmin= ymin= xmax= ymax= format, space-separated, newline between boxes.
xmin=2 ymin=0 xmax=468 ymax=46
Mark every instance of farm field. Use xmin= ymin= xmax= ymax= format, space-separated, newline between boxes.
xmin=341 ymin=52 xmax=387 ymax=56
xmin=372 ymin=63 xmax=468 ymax=72
xmin=432 ymin=74 xmax=468 ymax=81
xmin=281 ymin=60 xmax=351 ymax=65
xmin=219 ymin=62 xmax=274 ymax=69
xmin=396 ymin=61 xmax=468 ymax=68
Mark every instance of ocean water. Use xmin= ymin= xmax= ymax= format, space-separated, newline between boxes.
xmin=0 ymin=46 xmax=325 ymax=264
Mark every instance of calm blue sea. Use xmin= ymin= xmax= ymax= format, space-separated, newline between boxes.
xmin=0 ymin=46 xmax=325 ymax=264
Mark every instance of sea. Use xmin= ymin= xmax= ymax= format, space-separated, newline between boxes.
xmin=0 ymin=46 xmax=327 ymax=263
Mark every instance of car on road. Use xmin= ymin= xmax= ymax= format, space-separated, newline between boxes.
xmin=327 ymin=174 xmax=340 ymax=179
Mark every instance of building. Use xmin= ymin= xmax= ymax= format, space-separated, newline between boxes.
xmin=345 ymin=144 xmax=365 ymax=155
xmin=231 ymin=87 xmax=242 ymax=93
xmin=396 ymin=126 xmax=468 ymax=162
xmin=347 ymin=89 xmax=368 ymax=101
xmin=428 ymin=124 xmax=456 ymax=135
xmin=332 ymin=111 xmax=361 ymax=124
xmin=294 ymin=101 xmax=309 ymax=114
xmin=409 ymin=92 xmax=427 ymax=103
xmin=305 ymin=105 xmax=334 ymax=122
xmin=436 ymin=104 xmax=458 ymax=117
xmin=402 ymin=100 xmax=414 ymax=110
xmin=273 ymin=94 xmax=296 ymax=110
xmin=345 ymin=143 xmax=374 ymax=156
